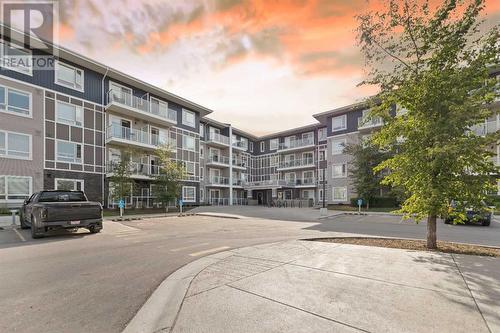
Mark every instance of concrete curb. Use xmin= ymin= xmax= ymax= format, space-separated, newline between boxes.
xmin=122 ymin=251 xmax=234 ymax=333
xmin=194 ymin=212 xmax=244 ymax=219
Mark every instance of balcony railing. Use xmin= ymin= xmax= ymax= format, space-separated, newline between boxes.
xmin=107 ymin=124 xmax=176 ymax=149
xmin=471 ymin=120 xmax=498 ymax=136
xmin=107 ymin=89 xmax=177 ymax=123
xmin=358 ymin=116 xmax=384 ymax=129
xmin=107 ymin=162 xmax=159 ymax=177
xmin=278 ymin=158 xmax=315 ymax=169
xmin=232 ymin=158 xmax=247 ymax=168
xmin=207 ymin=155 xmax=230 ymax=165
xmin=232 ymin=140 xmax=248 ymax=150
xmin=232 ymin=179 xmax=246 ymax=186
xmin=279 ymin=137 xmax=314 ymax=150
xmin=207 ymin=176 xmax=230 ymax=185
xmin=283 ymin=178 xmax=316 ymax=186
xmin=208 ymin=132 xmax=230 ymax=145
xmin=245 ymin=179 xmax=286 ymax=187
xmin=207 ymin=198 xmax=249 ymax=206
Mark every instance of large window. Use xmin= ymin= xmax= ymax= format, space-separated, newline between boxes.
xmin=332 ymin=187 xmax=347 ymax=201
xmin=331 ymin=138 xmax=346 ymax=155
xmin=182 ymin=186 xmax=196 ymax=202
xmin=57 ymin=101 xmax=83 ymax=127
xmin=184 ymin=161 xmax=195 ymax=175
xmin=0 ymin=130 xmax=31 ymax=159
xmin=0 ymin=176 xmax=31 ymax=200
xmin=55 ymin=178 xmax=84 ymax=191
xmin=0 ymin=41 xmax=32 ymax=75
xmin=269 ymin=138 xmax=278 ymax=150
xmin=56 ymin=141 xmax=82 ymax=163
xmin=182 ymin=109 xmax=195 ymax=127
xmin=0 ymin=86 xmax=31 ymax=117
xmin=332 ymin=163 xmax=347 ymax=178
xmin=332 ymin=115 xmax=347 ymax=132
xmin=182 ymin=135 xmax=196 ymax=151
xmin=318 ymin=128 xmax=327 ymax=141
xmin=55 ymin=61 xmax=84 ymax=91
xmin=260 ymin=142 xmax=265 ymax=152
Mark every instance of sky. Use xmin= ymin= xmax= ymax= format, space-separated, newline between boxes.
xmin=49 ymin=0 xmax=500 ymax=135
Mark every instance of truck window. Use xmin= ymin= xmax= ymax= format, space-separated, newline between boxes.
xmin=38 ymin=191 xmax=87 ymax=202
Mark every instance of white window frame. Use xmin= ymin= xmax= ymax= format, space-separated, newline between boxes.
xmin=182 ymin=135 xmax=196 ymax=151
xmin=249 ymin=142 xmax=254 ymax=152
xmin=0 ymin=130 xmax=32 ymax=160
xmin=0 ymin=41 xmax=33 ymax=76
xmin=182 ymin=109 xmax=196 ymax=127
xmin=331 ymin=138 xmax=346 ymax=155
xmin=56 ymin=100 xmax=83 ymax=127
xmin=332 ymin=115 xmax=347 ymax=132
xmin=260 ymin=141 xmax=265 ymax=152
xmin=184 ymin=161 xmax=195 ymax=175
xmin=0 ymin=85 xmax=32 ymax=118
xmin=319 ymin=149 xmax=325 ymax=161
xmin=332 ymin=187 xmax=347 ymax=202
xmin=332 ymin=163 xmax=347 ymax=178
xmin=0 ymin=175 xmax=32 ymax=201
xmin=269 ymin=138 xmax=278 ymax=150
xmin=55 ymin=60 xmax=84 ymax=92
xmin=56 ymin=140 xmax=82 ymax=164
xmin=200 ymin=166 xmax=204 ymax=180
xmin=199 ymin=124 xmax=205 ymax=137
xmin=182 ymin=186 xmax=196 ymax=202
xmin=199 ymin=188 xmax=205 ymax=202
xmin=54 ymin=178 xmax=84 ymax=191
xmin=318 ymin=128 xmax=327 ymax=141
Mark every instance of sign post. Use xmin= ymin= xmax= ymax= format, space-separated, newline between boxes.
xmin=357 ymin=198 xmax=363 ymax=214
xmin=179 ymin=199 xmax=183 ymax=215
xmin=118 ymin=199 xmax=125 ymax=218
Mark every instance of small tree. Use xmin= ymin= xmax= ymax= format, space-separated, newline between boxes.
xmin=356 ymin=0 xmax=499 ymax=249
xmin=108 ymin=150 xmax=135 ymax=210
xmin=344 ymin=141 xmax=393 ymax=209
xmin=153 ymin=144 xmax=186 ymax=214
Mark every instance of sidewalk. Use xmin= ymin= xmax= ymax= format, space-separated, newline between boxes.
xmin=125 ymin=240 xmax=499 ymax=333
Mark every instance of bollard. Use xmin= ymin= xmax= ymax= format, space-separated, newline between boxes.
xmin=10 ymin=209 xmax=17 ymax=226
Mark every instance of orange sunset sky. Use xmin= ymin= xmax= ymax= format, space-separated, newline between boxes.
xmin=54 ymin=0 xmax=499 ymax=135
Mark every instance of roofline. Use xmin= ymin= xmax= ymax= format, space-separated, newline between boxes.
xmin=1 ymin=24 xmax=214 ymax=117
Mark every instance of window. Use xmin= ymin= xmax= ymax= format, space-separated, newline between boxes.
xmin=260 ymin=142 xmax=265 ymax=152
xmin=319 ymin=149 xmax=325 ymax=161
xmin=55 ymin=178 xmax=84 ymax=191
xmin=199 ymin=124 xmax=205 ymax=138
xmin=250 ymin=142 xmax=254 ymax=152
xmin=0 ymin=86 xmax=31 ymax=116
xmin=332 ymin=187 xmax=347 ymax=201
xmin=55 ymin=61 xmax=84 ymax=91
xmin=0 ymin=131 xmax=31 ymax=159
xmin=0 ymin=41 xmax=32 ymax=75
xmin=200 ymin=146 xmax=204 ymax=158
xmin=318 ymin=128 xmax=327 ymax=141
xmin=200 ymin=188 xmax=204 ymax=202
xmin=57 ymin=141 xmax=82 ymax=163
xmin=0 ymin=176 xmax=31 ymax=200
xmin=200 ymin=167 xmax=204 ymax=180
xmin=184 ymin=161 xmax=195 ymax=175
xmin=302 ymin=152 xmax=314 ymax=164
xmin=182 ymin=186 xmax=196 ymax=202
xmin=332 ymin=115 xmax=347 ymax=132
xmin=331 ymin=138 xmax=346 ymax=155
xmin=332 ymin=163 xmax=347 ymax=178
xmin=182 ymin=109 xmax=195 ymax=127
xmin=319 ymin=188 xmax=324 ymax=201
xmin=150 ymin=97 xmax=168 ymax=116
xmin=109 ymin=82 xmax=132 ymax=105
xmin=182 ymin=135 xmax=196 ymax=151
xmin=57 ymin=101 xmax=83 ymax=127
xmin=269 ymin=138 xmax=278 ymax=150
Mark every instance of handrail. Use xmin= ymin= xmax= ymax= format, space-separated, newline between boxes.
xmin=279 ymin=137 xmax=314 ymax=150
xmin=208 ymin=132 xmax=230 ymax=145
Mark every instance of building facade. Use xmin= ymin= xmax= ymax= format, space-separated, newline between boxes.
xmin=0 ymin=30 xmax=498 ymax=208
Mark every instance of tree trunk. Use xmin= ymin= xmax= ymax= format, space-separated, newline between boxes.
xmin=427 ymin=215 xmax=437 ymax=249
xmin=165 ymin=204 xmax=169 ymax=216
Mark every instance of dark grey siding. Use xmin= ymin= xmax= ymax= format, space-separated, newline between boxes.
xmin=44 ymin=170 xmax=103 ymax=203
xmin=326 ymin=109 xmax=362 ymax=136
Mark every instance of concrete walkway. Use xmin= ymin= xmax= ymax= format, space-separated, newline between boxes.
xmin=125 ymin=240 xmax=500 ymax=333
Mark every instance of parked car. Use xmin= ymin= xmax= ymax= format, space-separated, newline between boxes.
xmin=445 ymin=201 xmax=492 ymax=226
xmin=20 ymin=191 xmax=103 ymax=238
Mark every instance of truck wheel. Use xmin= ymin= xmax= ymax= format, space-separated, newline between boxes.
xmin=482 ymin=219 xmax=491 ymax=226
xmin=31 ymin=215 xmax=44 ymax=239
xmin=88 ymin=225 xmax=101 ymax=234
xmin=20 ymin=213 xmax=29 ymax=229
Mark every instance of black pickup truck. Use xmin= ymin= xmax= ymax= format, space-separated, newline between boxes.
xmin=20 ymin=191 xmax=103 ymax=238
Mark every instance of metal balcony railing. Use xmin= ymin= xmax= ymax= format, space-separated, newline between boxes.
xmin=107 ymin=124 xmax=150 ymax=145
xmin=107 ymin=162 xmax=160 ymax=177
xmin=208 ymin=132 xmax=230 ymax=145
xmin=207 ymin=176 xmax=230 ymax=185
xmin=278 ymin=158 xmax=315 ymax=169
xmin=283 ymin=178 xmax=316 ymax=186
xmin=279 ymin=137 xmax=314 ymax=150
xmin=107 ymin=89 xmax=177 ymax=122
xmin=358 ymin=116 xmax=384 ymax=129
xmin=207 ymin=155 xmax=230 ymax=165
xmin=232 ymin=140 xmax=248 ymax=150
xmin=232 ymin=158 xmax=247 ymax=168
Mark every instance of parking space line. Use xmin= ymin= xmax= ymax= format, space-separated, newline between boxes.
xmin=13 ymin=228 xmax=26 ymax=242
xmin=170 ymin=242 xmax=210 ymax=252
xmin=189 ymin=246 xmax=231 ymax=257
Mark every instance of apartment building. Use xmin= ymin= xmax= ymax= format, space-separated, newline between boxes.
xmin=0 ymin=27 xmax=498 ymax=208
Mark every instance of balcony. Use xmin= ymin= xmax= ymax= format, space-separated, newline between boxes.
xmin=244 ymin=179 xmax=286 ymax=189
xmin=283 ymin=178 xmax=317 ymax=187
xmin=206 ymin=155 xmax=230 ymax=167
xmin=277 ymin=158 xmax=315 ymax=170
xmin=106 ymin=124 xmax=176 ymax=151
xmin=106 ymin=161 xmax=159 ymax=179
xmin=232 ymin=140 xmax=248 ymax=151
xmin=358 ymin=116 xmax=384 ymax=130
xmin=471 ymin=120 xmax=498 ymax=137
xmin=278 ymin=138 xmax=315 ymax=152
xmin=206 ymin=176 xmax=230 ymax=187
xmin=206 ymin=132 xmax=230 ymax=147
xmin=232 ymin=179 xmax=246 ymax=187
xmin=106 ymin=90 xmax=177 ymax=126
xmin=232 ymin=158 xmax=247 ymax=169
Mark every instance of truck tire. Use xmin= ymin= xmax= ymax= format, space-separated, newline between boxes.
xmin=88 ymin=225 xmax=101 ymax=234
xmin=31 ymin=215 xmax=44 ymax=239
xmin=20 ymin=213 xmax=29 ymax=229
xmin=482 ymin=219 xmax=491 ymax=226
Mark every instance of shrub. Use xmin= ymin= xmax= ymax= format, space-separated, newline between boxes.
xmin=350 ymin=196 xmax=399 ymax=208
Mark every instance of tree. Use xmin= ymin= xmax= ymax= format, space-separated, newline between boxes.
xmin=153 ymin=144 xmax=186 ymax=214
xmin=108 ymin=150 xmax=135 ymax=209
xmin=356 ymin=0 xmax=499 ymax=249
xmin=344 ymin=140 xmax=392 ymax=209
